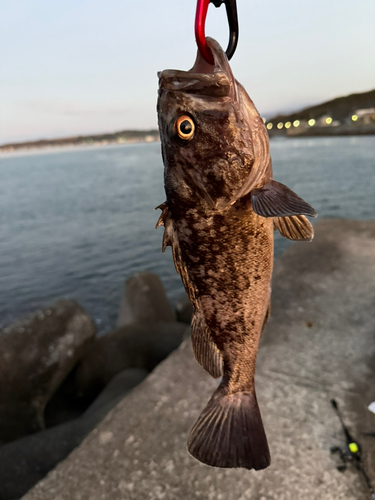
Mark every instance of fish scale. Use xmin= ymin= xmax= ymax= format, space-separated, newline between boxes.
xmin=156 ymin=37 xmax=317 ymax=470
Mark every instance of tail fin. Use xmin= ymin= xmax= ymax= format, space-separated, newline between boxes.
xmin=187 ymin=385 xmax=270 ymax=470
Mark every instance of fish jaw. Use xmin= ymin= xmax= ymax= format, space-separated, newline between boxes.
xmin=157 ymin=38 xmax=269 ymax=210
xmin=158 ymin=38 xmax=235 ymax=99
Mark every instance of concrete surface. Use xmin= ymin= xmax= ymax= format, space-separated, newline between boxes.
xmin=23 ymin=220 xmax=375 ymax=500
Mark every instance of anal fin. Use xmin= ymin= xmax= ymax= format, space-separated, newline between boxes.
xmin=191 ymin=309 xmax=222 ymax=379
xmin=274 ymin=215 xmax=314 ymax=241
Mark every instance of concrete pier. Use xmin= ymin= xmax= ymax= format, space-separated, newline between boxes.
xmin=23 ymin=220 xmax=375 ymax=500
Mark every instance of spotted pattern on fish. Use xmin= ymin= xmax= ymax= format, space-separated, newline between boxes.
xmin=156 ymin=37 xmax=317 ymax=471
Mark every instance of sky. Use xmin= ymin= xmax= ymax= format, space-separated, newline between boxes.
xmin=1 ymin=0 xmax=375 ymax=144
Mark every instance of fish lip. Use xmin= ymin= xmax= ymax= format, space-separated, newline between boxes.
xmin=191 ymin=37 xmax=231 ymax=75
xmin=158 ymin=38 xmax=234 ymax=98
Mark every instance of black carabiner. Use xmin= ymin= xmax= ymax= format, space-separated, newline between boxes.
xmin=211 ymin=0 xmax=239 ymax=61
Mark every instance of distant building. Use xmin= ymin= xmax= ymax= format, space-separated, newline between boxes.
xmin=355 ymin=108 xmax=375 ymax=125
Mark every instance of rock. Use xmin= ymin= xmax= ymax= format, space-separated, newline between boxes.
xmin=0 ymin=420 xmax=84 ymax=500
xmin=116 ymin=272 xmax=175 ymax=327
xmin=21 ymin=220 xmax=375 ymax=500
xmin=0 ymin=369 xmax=147 ymax=500
xmin=59 ymin=321 xmax=189 ymax=404
xmin=44 ymin=386 xmax=87 ymax=428
xmin=84 ymin=368 xmax=148 ymax=419
xmin=0 ymin=300 xmax=96 ymax=444
xmin=175 ymin=293 xmax=193 ymax=324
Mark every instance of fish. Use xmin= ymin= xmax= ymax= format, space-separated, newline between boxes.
xmin=156 ymin=37 xmax=317 ymax=470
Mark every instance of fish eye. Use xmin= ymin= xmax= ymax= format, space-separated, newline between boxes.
xmin=175 ymin=115 xmax=195 ymax=140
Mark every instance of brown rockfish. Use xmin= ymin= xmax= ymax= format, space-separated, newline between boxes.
xmin=156 ymin=38 xmax=317 ymax=470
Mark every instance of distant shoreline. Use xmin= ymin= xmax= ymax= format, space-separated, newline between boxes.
xmin=269 ymin=123 xmax=375 ymax=138
xmin=2 ymin=126 xmax=375 ymax=156
xmin=0 ymin=140 xmax=162 ymax=159
xmin=0 ymin=131 xmax=160 ymax=155
xmin=2 ymin=88 xmax=374 ymax=154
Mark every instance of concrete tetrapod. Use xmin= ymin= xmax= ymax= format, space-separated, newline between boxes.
xmin=0 ymin=300 xmax=96 ymax=444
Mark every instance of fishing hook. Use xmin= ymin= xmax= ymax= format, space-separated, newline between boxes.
xmin=195 ymin=0 xmax=239 ymax=65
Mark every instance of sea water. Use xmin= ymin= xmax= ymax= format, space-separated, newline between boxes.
xmin=0 ymin=136 xmax=374 ymax=332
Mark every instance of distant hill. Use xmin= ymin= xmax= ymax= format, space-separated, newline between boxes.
xmin=268 ymin=88 xmax=375 ymax=124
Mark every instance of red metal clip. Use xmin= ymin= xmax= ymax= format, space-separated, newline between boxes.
xmin=195 ymin=0 xmax=213 ymax=64
xmin=195 ymin=0 xmax=239 ymax=65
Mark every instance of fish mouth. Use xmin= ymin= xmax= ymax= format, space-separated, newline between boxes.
xmin=158 ymin=38 xmax=233 ymax=98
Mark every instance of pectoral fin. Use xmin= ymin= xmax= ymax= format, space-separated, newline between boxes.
xmin=155 ymin=202 xmax=169 ymax=228
xmin=156 ymin=203 xmax=198 ymax=307
xmin=261 ymin=301 xmax=271 ymax=333
xmin=251 ymin=180 xmax=317 ymax=219
xmin=274 ymin=215 xmax=314 ymax=241
xmin=155 ymin=202 xmax=173 ymax=252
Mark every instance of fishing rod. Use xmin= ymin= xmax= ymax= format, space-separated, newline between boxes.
xmin=330 ymin=399 xmax=375 ymax=499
